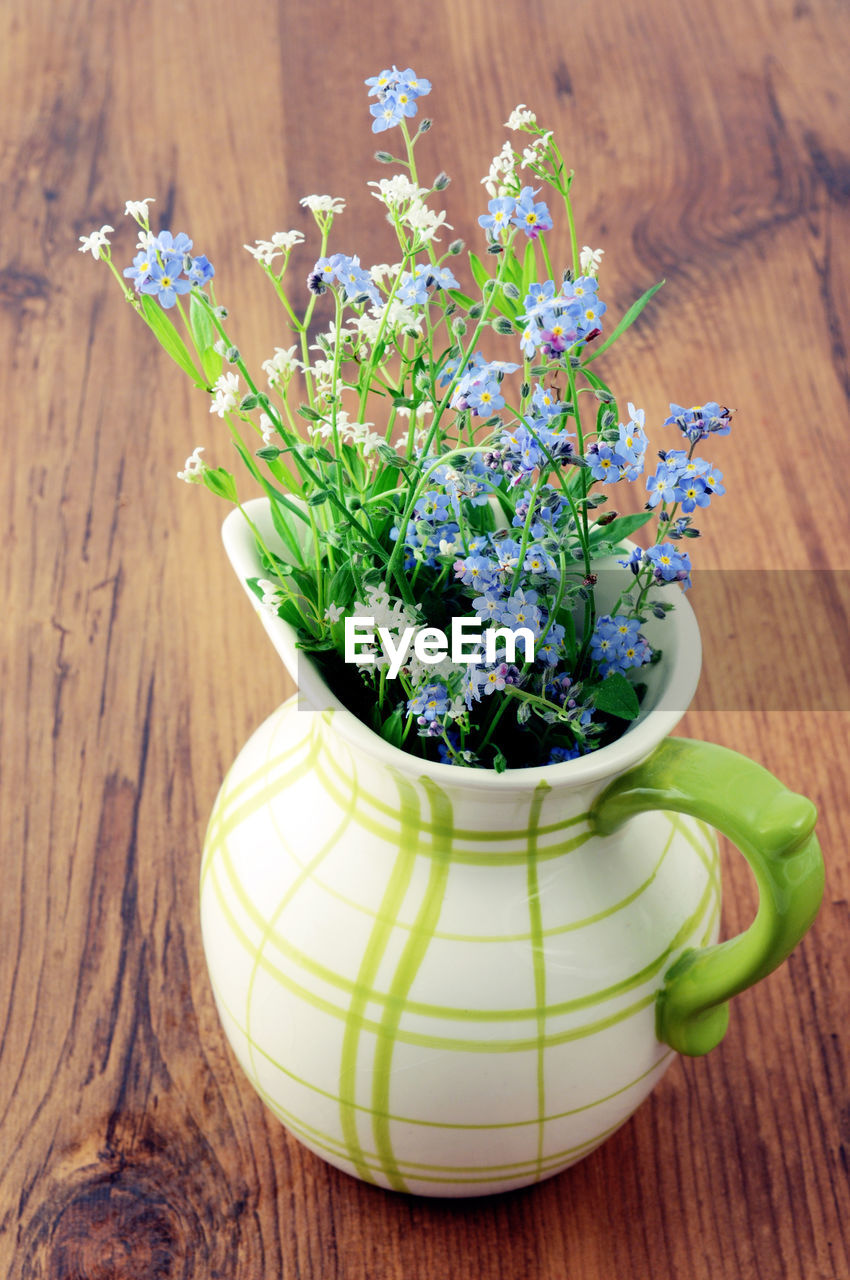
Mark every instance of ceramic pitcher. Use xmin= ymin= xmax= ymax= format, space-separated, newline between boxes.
xmin=199 ymin=498 xmax=824 ymax=1198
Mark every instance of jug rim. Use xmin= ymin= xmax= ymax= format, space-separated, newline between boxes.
xmin=222 ymin=498 xmax=702 ymax=791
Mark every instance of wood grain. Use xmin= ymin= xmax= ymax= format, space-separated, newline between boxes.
xmin=2 ymin=0 xmax=849 ymax=1275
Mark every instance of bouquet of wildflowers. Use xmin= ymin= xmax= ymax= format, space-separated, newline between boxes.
xmin=83 ymin=67 xmax=733 ymax=770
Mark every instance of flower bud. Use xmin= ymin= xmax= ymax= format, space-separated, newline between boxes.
xmin=226 ymin=346 xmax=240 ymax=363
xmin=374 ymin=150 xmax=394 ymax=163
xmin=433 ymin=171 xmax=450 ymax=190
xmin=448 ymin=239 xmax=464 ymax=255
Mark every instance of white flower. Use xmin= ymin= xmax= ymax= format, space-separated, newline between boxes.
xmin=271 ymin=230 xmax=304 ymax=250
xmin=209 ymin=371 xmax=240 ymax=417
xmin=261 ymin=345 xmax=302 ymax=387
xmin=521 ymin=133 xmax=552 ymax=168
xmin=324 ymin=603 xmax=345 ymax=624
xmin=402 ymin=201 xmax=452 ymax=243
xmin=78 ymin=225 xmax=114 ymax=257
xmin=177 ymin=446 xmax=206 ymax=484
xmin=374 ymin=298 xmax=423 ymax=336
xmin=310 ymin=321 xmax=357 ymax=353
xmin=354 ymin=584 xmax=419 ymax=635
xmin=369 ymin=262 xmax=403 ymax=287
xmin=481 ymin=141 xmax=518 ymax=198
xmin=257 ymin=578 xmax=285 ymax=615
xmin=307 ymin=357 xmax=336 ymax=394
xmin=244 ymin=230 xmax=305 ymax=265
xmin=299 ymin=194 xmax=346 ymax=215
xmin=124 ymin=198 xmax=155 ymax=222
xmin=313 ymin=411 xmax=384 ymax=457
xmin=579 ymin=245 xmax=605 ymax=276
xmin=368 ymin=175 xmax=426 ymax=210
xmin=260 ymin=413 xmax=277 ymax=445
xmin=394 ymin=400 xmax=433 ymax=419
xmin=505 ymin=104 xmax=537 ymax=130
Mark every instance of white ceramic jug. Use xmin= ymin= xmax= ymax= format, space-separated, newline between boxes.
xmin=199 ymin=499 xmax=823 ymax=1197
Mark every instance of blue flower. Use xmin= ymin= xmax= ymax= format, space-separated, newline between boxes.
xmin=570 ymin=275 xmax=599 ymax=302
xmin=413 ymin=490 xmax=452 ymax=521
xmin=519 ymin=322 xmax=543 ymax=359
xmin=187 ymin=254 xmax=215 ymax=286
xmin=366 ymin=66 xmax=430 ymax=131
xmin=123 ymin=249 xmax=155 ymax=291
xmin=498 ymin=589 xmax=543 ymax=633
xmin=575 ymin=297 xmax=607 ymax=339
xmin=590 ymin=614 xmax=653 ymax=676
xmin=664 ymin=401 xmax=733 ymax=441
xmin=395 ymin=68 xmax=432 ymax=98
xmin=334 ymin=254 xmax=381 ymax=303
xmin=531 ymin=384 xmax=567 ymax=420
xmin=437 ymin=350 xmax=486 ymax=388
xmin=613 ymin=409 xmax=648 ymax=480
xmin=479 ymin=197 xmax=516 ymax=236
xmin=472 ymin=583 xmax=505 ymax=622
xmin=366 ymin=66 xmax=431 ymax=99
xmin=619 ymin=546 xmax=643 ymax=575
xmin=454 ymin=554 xmax=497 ymax=590
xmin=391 ymin=516 xmax=459 ymax=568
xmin=511 ymin=187 xmax=553 ymax=239
xmin=524 ymin=281 xmax=558 ymax=315
xmin=645 ymin=543 xmax=692 ymax=588
xmin=585 ymin=442 xmax=620 ymax=482
xmin=523 ymin=544 xmax=557 ymax=576
xmin=480 ymin=663 xmax=515 ymax=695
xmin=425 ymin=264 xmax=459 ymax=290
xmin=398 ymin=265 xmax=430 ymax=306
xmin=466 ymin=377 xmax=505 ymax=414
xmin=312 ymin=253 xmax=380 ymax=304
xmin=703 ymin=464 xmax=725 ymax=497
xmin=153 ymin=230 xmax=193 ymax=258
xmin=549 ymin=744 xmax=580 ymax=764
xmin=408 ymin=683 xmax=450 ymax=722
xmin=140 ymin=256 xmax=191 ymax=309
xmin=536 ymin=622 xmax=566 ymax=665
xmin=678 ymin=477 xmax=710 ymax=513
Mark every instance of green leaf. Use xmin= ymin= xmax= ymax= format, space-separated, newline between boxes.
xmin=378 ymin=705 xmax=406 ymax=748
xmin=583 ymin=280 xmax=665 ymax=365
xmin=590 ymin=672 xmax=640 ymax=720
xmin=202 ymin=466 xmax=238 ymax=502
xmin=189 ymin=292 xmax=222 ymax=384
xmin=468 ymin=252 xmax=491 ymax=294
xmin=502 ymin=245 xmax=523 ymax=290
xmin=447 ymin=288 xmax=476 ymax=310
xmin=492 ymin=748 xmax=507 ymax=774
xmin=328 ymin=563 xmax=354 ymax=607
xmin=140 ymin=294 xmax=205 ymax=386
xmin=520 ymin=240 xmax=537 ymax=296
xmin=588 ymin=510 xmax=653 ymax=547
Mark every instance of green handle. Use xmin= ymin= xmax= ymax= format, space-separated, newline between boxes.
xmin=589 ymin=738 xmax=824 ymax=1056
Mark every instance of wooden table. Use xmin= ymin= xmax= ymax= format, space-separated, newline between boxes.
xmin=3 ymin=0 xmax=849 ymax=1275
